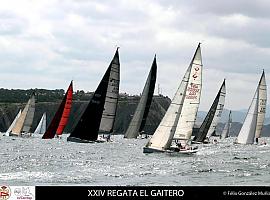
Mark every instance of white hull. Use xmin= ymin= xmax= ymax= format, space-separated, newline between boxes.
xmin=143 ymin=146 xmax=198 ymax=154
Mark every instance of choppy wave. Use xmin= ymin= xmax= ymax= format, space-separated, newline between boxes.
xmin=0 ymin=134 xmax=269 ymax=185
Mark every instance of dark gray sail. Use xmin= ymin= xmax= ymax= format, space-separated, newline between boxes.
xmin=124 ymin=55 xmax=157 ymax=139
xmin=194 ymin=80 xmax=225 ymax=142
xmin=67 ymin=49 xmax=120 ymax=143
xmin=221 ymin=110 xmax=232 ymax=139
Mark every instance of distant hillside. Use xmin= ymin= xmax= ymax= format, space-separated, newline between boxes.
xmin=0 ymin=88 xmax=269 ymax=137
xmin=0 ymin=88 xmax=93 ymax=103
xmin=198 ymin=105 xmax=270 ymax=124
xmin=0 ymin=89 xmax=170 ymax=135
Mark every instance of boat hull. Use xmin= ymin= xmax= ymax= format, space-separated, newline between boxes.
xmin=67 ymin=137 xmax=95 ymax=143
xmin=191 ymin=140 xmax=210 ymax=144
xmin=143 ymin=147 xmax=166 ymax=153
xmin=143 ymin=147 xmax=198 ymax=154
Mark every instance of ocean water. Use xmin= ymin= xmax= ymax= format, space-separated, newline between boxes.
xmin=0 ymin=134 xmax=269 ymax=186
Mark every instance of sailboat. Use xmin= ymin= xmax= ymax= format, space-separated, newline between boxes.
xmin=9 ymin=93 xmax=35 ymax=137
xmin=5 ymin=109 xmax=21 ymax=136
xmin=42 ymin=81 xmax=73 ymax=139
xmin=193 ymin=79 xmax=226 ymax=143
xmin=236 ymin=70 xmax=267 ymax=144
xmin=67 ymin=48 xmax=120 ymax=143
xmin=34 ymin=112 xmax=46 ymax=135
xmin=124 ymin=55 xmax=157 ymax=139
xmin=143 ymin=43 xmax=202 ymax=154
xmin=220 ymin=110 xmax=232 ymax=139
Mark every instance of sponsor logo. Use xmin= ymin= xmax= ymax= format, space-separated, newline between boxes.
xmin=0 ymin=186 xmax=11 ymax=200
xmin=192 ymin=67 xmax=200 ymax=80
xmin=10 ymin=187 xmax=35 ymax=200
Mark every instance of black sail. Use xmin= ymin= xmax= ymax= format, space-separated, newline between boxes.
xmin=67 ymin=49 xmax=119 ymax=142
xmin=139 ymin=56 xmax=157 ymax=132
xmin=124 ymin=55 xmax=157 ymax=138
xmin=194 ymin=80 xmax=225 ymax=142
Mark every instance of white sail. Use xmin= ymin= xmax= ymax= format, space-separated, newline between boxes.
xmin=206 ymin=80 xmax=226 ymax=138
xmin=146 ymin=66 xmax=191 ymax=150
xmin=255 ymin=71 xmax=267 ymax=139
xmin=11 ymin=93 xmax=35 ymax=135
xmin=5 ymin=109 xmax=21 ymax=136
xmin=173 ymin=45 xmax=202 ymax=141
xmin=146 ymin=43 xmax=202 ymax=150
xmin=221 ymin=110 xmax=232 ymax=139
xmin=99 ymin=50 xmax=120 ymax=134
xmin=237 ymin=71 xmax=267 ymax=144
xmin=34 ymin=113 xmax=47 ymax=134
xmin=237 ymin=90 xmax=258 ymax=144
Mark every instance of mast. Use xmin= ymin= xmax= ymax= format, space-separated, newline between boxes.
xmin=11 ymin=93 xmax=35 ymax=136
xmin=124 ymin=55 xmax=157 ymax=138
xmin=145 ymin=43 xmax=202 ymax=150
xmin=42 ymin=81 xmax=73 ymax=139
xmin=194 ymin=79 xmax=226 ymax=142
xmin=98 ymin=48 xmax=120 ymax=135
xmin=68 ymin=48 xmax=120 ymax=142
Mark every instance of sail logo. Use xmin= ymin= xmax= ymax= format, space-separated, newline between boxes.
xmin=186 ymin=83 xmax=200 ymax=99
xmin=0 ymin=186 xmax=10 ymax=200
xmin=192 ymin=67 xmax=200 ymax=80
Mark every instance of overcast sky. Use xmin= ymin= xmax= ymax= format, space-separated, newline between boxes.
xmin=0 ymin=0 xmax=269 ymax=111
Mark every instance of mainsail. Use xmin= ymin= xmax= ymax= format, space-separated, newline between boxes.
xmin=98 ymin=49 xmax=120 ymax=135
xmin=145 ymin=43 xmax=202 ymax=151
xmin=10 ymin=93 xmax=35 ymax=136
xmin=236 ymin=71 xmax=266 ymax=144
xmin=67 ymin=48 xmax=120 ymax=143
xmin=221 ymin=110 xmax=232 ymax=139
xmin=124 ymin=55 xmax=157 ymax=139
xmin=173 ymin=44 xmax=202 ymax=142
xmin=206 ymin=80 xmax=226 ymax=138
xmin=255 ymin=71 xmax=267 ymax=140
xmin=236 ymin=91 xmax=258 ymax=144
xmin=34 ymin=113 xmax=47 ymax=135
xmin=194 ymin=80 xmax=226 ymax=142
xmin=5 ymin=109 xmax=21 ymax=136
xmin=42 ymin=81 xmax=73 ymax=139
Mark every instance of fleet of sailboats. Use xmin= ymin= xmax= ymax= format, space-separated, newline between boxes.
xmin=143 ymin=43 xmax=202 ymax=154
xmin=236 ymin=71 xmax=267 ymax=144
xmin=0 ymin=45 xmax=268 ymax=152
xmin=67 ymin=48 xmax=120 ymax=143
xmin=124 ymin=55 xmax=157 ymax=139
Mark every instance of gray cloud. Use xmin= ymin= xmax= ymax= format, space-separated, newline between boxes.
xmin=0 ymin=0 xmax=269 ymax=111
